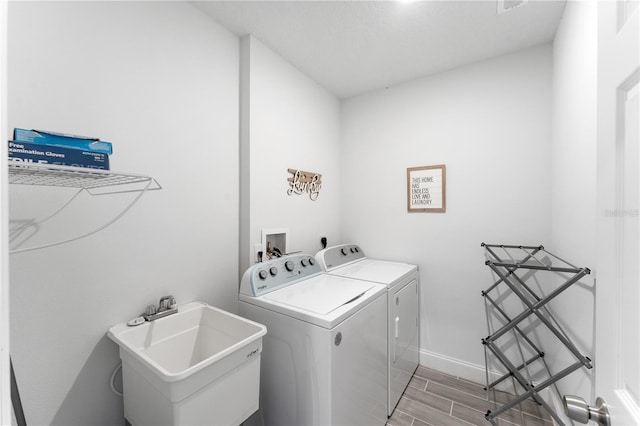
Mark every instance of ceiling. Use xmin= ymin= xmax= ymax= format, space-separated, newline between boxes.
xmin=192 ymin=0 xmax=567 ymax=99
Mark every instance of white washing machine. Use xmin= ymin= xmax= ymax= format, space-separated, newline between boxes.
xmin=316 ymin=244 xmax=419 ymax=416
xmin=239 ymin=253 xmax=388 ymax=426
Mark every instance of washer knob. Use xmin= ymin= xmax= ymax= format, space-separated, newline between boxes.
xmin=269 ymin=266 xmax=278 ymax=276
xmin=341 ymin=248 xmax=348 ymax=256
xmin=308 ymin=257 xmax=315 ymax=265
xmin=285 ymin=260 xmax=294 ymax=272
xmin=350 ymin=247 xmax=356 ymax=253
xmin=258 ymin=269 xmax=268 ymax=280
xmin=301 ymin=258 xmax=308 ymax=267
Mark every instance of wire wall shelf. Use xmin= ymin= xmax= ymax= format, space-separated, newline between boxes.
xmin=480 ymin=243 xmax=592 ymax=426
xmin=8 ymin=160 xmax=161 ymax=194
xmin=8 ymin=160 xmax=161 ymax=253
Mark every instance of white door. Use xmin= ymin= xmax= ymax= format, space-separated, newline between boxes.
xmin=389 ymin=277 xmax=419 ymax=415
xmin=595 ymin=0 xmax=640 ymax=425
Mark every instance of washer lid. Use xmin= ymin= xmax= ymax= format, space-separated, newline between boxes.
xmin=263 ymin=274 xmax=375 ymax=315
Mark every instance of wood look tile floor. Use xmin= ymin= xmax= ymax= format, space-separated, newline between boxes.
xmin=387 ymin=366 xmax=554 ymax=426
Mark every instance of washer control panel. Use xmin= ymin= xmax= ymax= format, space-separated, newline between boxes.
xmin=240 ymin=254 xmax=321 ymax=297
xmin=316 ymin=244 xmax=366 ymax=271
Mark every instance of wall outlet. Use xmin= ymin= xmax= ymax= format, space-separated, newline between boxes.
xmin=254 ymin=243 xmax=263 ymax=263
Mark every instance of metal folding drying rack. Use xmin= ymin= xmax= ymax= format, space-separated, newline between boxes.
xmin=480 ymin=243 xmax=592 ymax=425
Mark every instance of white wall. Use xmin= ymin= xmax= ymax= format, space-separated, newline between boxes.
xmin=240 ymin=36 xmax=341 ymax=273
xmin=548 ymin=0 xmax=598 ymax=408
xmin=7 ymin=2 xmax=239 ymax=425
xmin=0 ymin=0 xmax=9 ymax=423
xmin=341 ymin=45 xmax=553 ymax=381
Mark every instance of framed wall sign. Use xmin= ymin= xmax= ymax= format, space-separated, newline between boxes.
xmin=407 ymin=164 xmax=446 ymax=212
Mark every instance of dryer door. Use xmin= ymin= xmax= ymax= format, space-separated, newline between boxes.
xmin=389 ymin=277 xmax=419 ymax=414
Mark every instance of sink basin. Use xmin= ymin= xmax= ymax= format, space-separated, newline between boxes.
xmin=108 ymin=301 xmax=267 ymax=426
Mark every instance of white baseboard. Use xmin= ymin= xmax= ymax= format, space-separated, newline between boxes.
xmin=419 ymin=349 xmax=492 ymax=385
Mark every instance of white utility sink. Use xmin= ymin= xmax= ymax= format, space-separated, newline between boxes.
xmin=108 ymin=301 xmax=267 ymax=426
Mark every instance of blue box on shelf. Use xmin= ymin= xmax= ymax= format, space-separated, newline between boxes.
xmin=8 ymin=140 xmax=110 ymax=170
xmin=13 ymin=128 xmax=113 ymax=155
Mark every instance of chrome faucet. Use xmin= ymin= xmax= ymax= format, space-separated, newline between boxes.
xmin=143 ymin=295 xmax=177 ymax=321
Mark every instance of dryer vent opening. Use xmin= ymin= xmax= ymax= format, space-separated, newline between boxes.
xmin=497 ymin=0 xmax=528 ymax=15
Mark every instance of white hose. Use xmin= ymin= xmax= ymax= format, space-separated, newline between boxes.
xmin=110 ymin=363 xmax=123 ymax=397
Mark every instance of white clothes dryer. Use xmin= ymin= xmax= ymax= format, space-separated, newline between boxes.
xmin=316 ymin=244 xmax=419 ymax=416
xmin=239 ymin=254 xmax=388 ymax=426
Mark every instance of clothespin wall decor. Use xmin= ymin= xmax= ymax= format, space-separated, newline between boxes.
xmin=287 ymin=168 xmax=322 ymax=201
